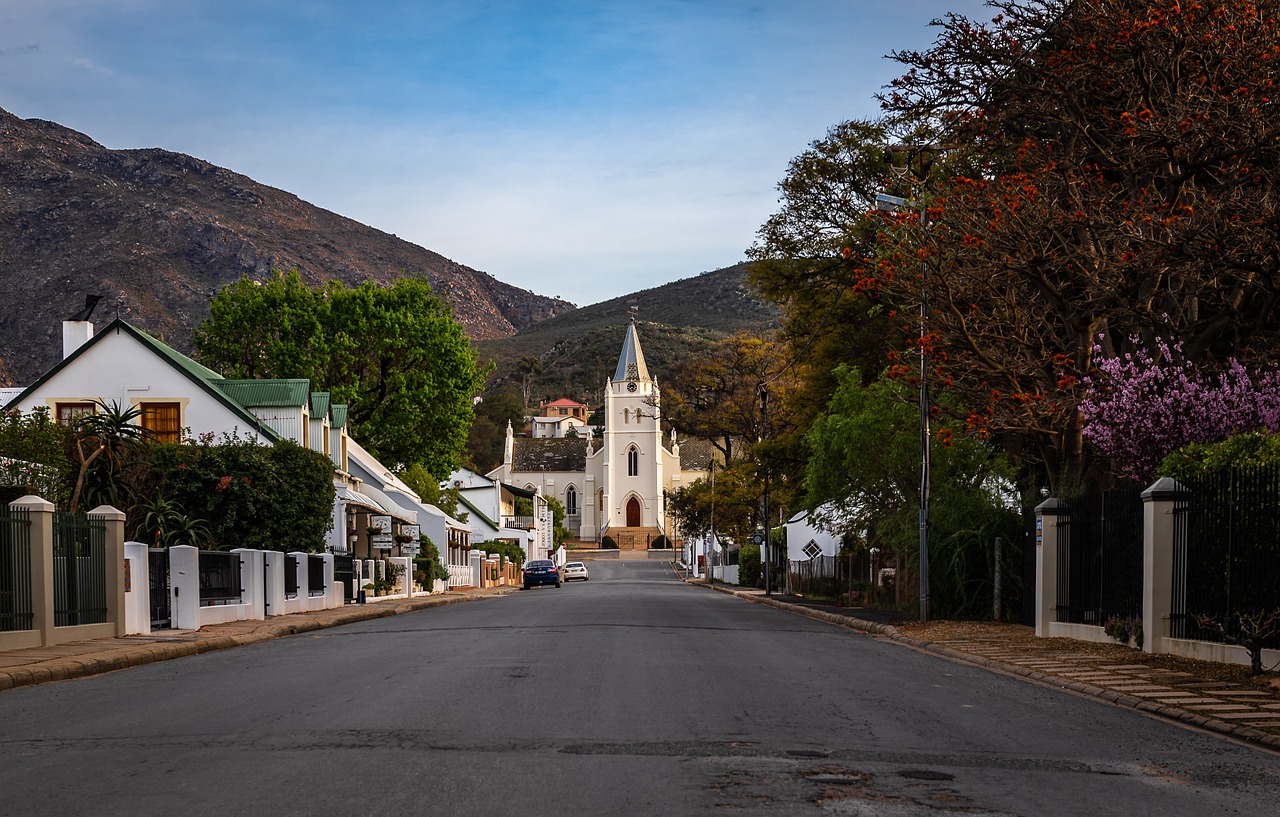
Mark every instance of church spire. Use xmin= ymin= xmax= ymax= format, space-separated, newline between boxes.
xmin=612 ymin=318 xmax=651 ymax=383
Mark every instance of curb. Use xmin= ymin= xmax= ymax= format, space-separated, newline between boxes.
xmin=0 ymin=590 xmax=509 ymax=694
xmin=698 ymin=581 xmax=1280 ymax=752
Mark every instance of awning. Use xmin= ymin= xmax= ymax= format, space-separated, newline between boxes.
xmin=337 ymin=485 xmax=390 ymax=515
xmin=360 ymin=483 xmax=418 ymax=524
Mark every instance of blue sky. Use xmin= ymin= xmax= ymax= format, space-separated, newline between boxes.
xmin=0 ymin=0 xmax=991 ymax=306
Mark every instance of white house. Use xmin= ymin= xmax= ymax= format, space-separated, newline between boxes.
xmin=1 ymin=316 xmax=402 ymax=554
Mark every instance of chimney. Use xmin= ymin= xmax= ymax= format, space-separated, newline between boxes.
xmin=63 ymin=320 xmax=94 ymax=359
xmin=63 ymin=295 xmax=104 ymax=359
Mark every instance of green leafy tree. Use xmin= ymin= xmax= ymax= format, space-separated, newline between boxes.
xmin=876 ymin=0 xmax=1280 ymax=492
xmin=195 ymin=270 xmax=490 ymax=478
xmin=466 ymin=386 xmax=527 ymax=472
xmin=0 ymin=408 xmax=71 ymax=506
xmin=545 ymin=496 xmax=572 ymax=547
xmin=805 ymin=367 xmax=1021 ymax=618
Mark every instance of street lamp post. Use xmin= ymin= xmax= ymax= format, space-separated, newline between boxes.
xmin=876 ymin=182 xmax=931 ymax=624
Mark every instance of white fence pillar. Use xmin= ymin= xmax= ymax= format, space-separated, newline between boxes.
xmin=389 ymin=556 xmax=412 ymax=597
xmin=1034 ymin=498 xmax=1068 ymax=638
xmin=232 ymin=548 xmax=265 ymax=620
xmin=123 ymin=541 xmax=150 ymax=635
xmin=286 ymin=551 xmax=308 ymax=614
xmin=169 ymin=545 xmax=199 ymax=630
xmin=1142 ymin=477 xmax=1186 ymax=655
xmin=470 ymin=549 xmax=483 ymax=588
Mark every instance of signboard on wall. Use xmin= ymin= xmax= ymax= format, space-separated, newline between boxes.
xmin=370 ymin=515 xmax=392 ymax=533
xmin=401 ymin=524 xmax=420 ymax=541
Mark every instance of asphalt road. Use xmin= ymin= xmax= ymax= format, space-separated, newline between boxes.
xmin=1 ymin=561 xmax=1277 ymax=816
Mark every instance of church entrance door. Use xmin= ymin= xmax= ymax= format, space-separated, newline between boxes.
xmin=626 ymin=497 xmax=641 ymax=527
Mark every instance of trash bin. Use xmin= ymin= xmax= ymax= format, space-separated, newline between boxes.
xmin=357 ymin=590 xmax=367 ymax=604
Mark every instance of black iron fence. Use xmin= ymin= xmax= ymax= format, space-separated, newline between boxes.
xmin=787 ymin=551 xmax=892 ymax=604
xmin=1054 ymin=485 xmax=1144 ymax=626
xmin=0 ymin=506 xmax=32 ymax=632
xmin=52 ymin=512 xmax=107 ymax=627
xmin=307 ymin=555 xmax=326 ymax=597
xmin=198 ymin=551 xmax=243 ymax=606
xmin=1171 ymin=465 xmax=1280 ymax=649
xmin=284 ymin=555 xmax=299 ymax=599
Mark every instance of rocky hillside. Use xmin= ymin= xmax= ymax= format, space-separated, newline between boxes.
xmin=0 ymin=107 xmax=572 ymax=385
xmin=476 ymin=261 xmax=779 ymax=403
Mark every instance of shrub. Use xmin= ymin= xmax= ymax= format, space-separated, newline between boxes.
xmin=143 ymin=434 xmax=335 ymax=551
xmin=600 ymin=534 xmax=618 ymax=549
xmin=738 ymin=544 xmax=761 ymax=587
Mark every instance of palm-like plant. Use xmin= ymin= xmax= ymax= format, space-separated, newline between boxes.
xmin=69 ymin=400 xmax=151 ymax=512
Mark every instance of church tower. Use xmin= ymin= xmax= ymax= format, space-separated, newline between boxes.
xmin=602 ymin=318 xmax=665 ymax=532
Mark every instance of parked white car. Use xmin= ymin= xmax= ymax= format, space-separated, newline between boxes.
xmin=562 ymin=562 xmax=589 ymax=581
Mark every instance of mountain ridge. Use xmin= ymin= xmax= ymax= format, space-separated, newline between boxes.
xmin=0 ymin=106 xmax=572 ymax=385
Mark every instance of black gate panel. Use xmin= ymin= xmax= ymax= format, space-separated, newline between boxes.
xmin=148 ymin=549 xmax=171 ymax=629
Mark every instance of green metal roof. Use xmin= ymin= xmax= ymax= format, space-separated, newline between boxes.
xmin=213 ymin=379 xmax=311 ymax=408
xmin=330 ymin=403 xmax=349 ymax=428
xmin=310 ymin=391 xmax=331 ymax=417
xmin=456 ymin=494 xmax=496 ymax=530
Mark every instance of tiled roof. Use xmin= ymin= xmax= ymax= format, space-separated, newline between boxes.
xmin=512 ymin=437 xmax=590 ymax=472
xmin=678 ymin=437 xmax=716 ymax=471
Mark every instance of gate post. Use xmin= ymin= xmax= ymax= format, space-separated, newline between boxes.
xmin=88 ymin=505 xmax=127 ymax=637
xmin=1142 ymin=477 xmax=1186 ymax=655
xmin=11 ymin=496 xmax=54 ymax=646
xmin=1034 ymin=498 xmax=1069 ymax=638
xmin=123 ymin=541 xmax=150 ymax=635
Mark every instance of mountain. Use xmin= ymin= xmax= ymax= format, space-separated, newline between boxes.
xmin=0 ymin=107 xmax=572 ymax=386
xmin=475 ymin=261 xmax=779 ymax=404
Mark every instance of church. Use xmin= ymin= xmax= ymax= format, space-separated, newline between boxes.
xmin=487 ymin=319 xmax=712 ymax=549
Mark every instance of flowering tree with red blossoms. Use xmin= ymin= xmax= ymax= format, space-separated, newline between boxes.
xmin=1081 ymin=337 xmax=1280 ymax=483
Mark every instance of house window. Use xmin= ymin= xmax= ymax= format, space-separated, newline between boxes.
xmin=627 ymin=446 xmax=639 ymax=477
xmin=139 ymin=402 xmax=182 ymax=443
xmin=566 ymin=485 xmax=578 ymax=515
xmin=55 ymin=402 xmax=96 ymax=426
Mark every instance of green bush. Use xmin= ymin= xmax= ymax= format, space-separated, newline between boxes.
xmin=738 ymin=544 xmax=761 ymax=587
xmin=600 ymin=534 xmax=618 ymax=549
xmin=1159 ymin=431 xmax=1280 ymax=480
xmin=144 ymin=435 xmax=335 ymax=551
xmin=483 ymin=539 xmax=525 ymax=567
xmin=650 ymin=535 xmax=670 ymax=549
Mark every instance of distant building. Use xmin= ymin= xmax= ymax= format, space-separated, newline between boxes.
xmin=488 ymin=319 xmax=712 ymax=548
xmin=528 ymin=398 xmax=589 ymax=438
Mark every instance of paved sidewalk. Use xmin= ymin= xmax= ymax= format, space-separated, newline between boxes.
xmin=700 ymin=581 xmax=1280 ymax=752
xmin=0 ymin=587 xmax=515 ymax=693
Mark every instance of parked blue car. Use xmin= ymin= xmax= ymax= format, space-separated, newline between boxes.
xmin=522 ymin=559 xmax=561 ymax=590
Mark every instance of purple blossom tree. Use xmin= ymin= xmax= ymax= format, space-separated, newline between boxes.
xmin=1081 ymin=337 xmax=1280 ymax=482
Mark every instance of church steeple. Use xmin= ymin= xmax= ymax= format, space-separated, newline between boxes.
xmin=612 ymin=318 xmax=651 ymax=384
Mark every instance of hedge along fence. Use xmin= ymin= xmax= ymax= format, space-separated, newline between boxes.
xmin=142 ymin=436 xmax=336 ymax=552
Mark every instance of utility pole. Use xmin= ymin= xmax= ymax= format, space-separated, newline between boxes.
xmin=759 ymin=383 xmax=771 ymax=596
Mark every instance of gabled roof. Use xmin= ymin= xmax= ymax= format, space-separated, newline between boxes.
xmin=213 ymin=379 xmax=311 ymax=408
xmin=542 ymin=397 xmax=587 ymax=408
xmin=612 ymin=318 xmax=651 ymax=383
xmin=2 ymin=319 xmax=283 ymax=443
xmin=331 ymin=403 xmax=349 ymax=428
xmin=456 ymin=494 xmax=498 ymax=531
xmin=311 ymin=391 xmax=331 ymax=418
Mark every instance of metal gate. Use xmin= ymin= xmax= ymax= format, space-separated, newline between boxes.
xmin=333 ymin=554 xmax=355 ymax=603
xmin=148 ymin=548 xmax=171 ymax=629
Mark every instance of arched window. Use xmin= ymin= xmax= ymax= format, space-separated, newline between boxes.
xmin=623 ymin=408 xmax=630 ymax=424
xmin=627 ymin=446 xmax=639 ymax=477
xmin=566 ymin=485 xmax=578 ymax=515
